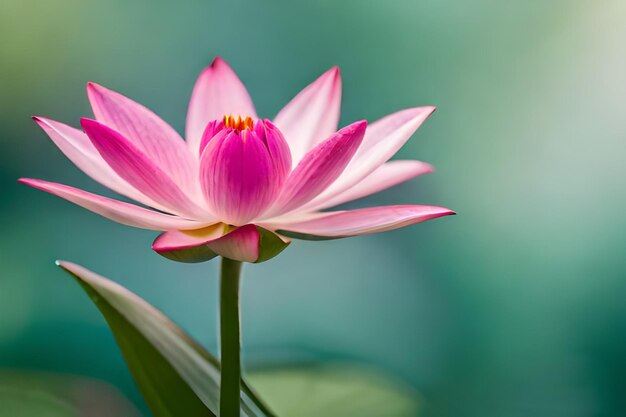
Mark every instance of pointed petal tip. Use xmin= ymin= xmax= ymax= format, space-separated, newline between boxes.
xmin=420 ymin=105 xmax=437 ymax=116
xmin=85 ymin=82 xmax=118 ymax=105
xmin=324 ymin=66 xmax=341 ymax=88
xmin=85 ymin=81 xmax=103 ymax=95
xmin=211 ymin=56 xmax=225 ymax=66
xmin=343 ymin=119 xmax=368 ymax=136
xmin=151 ymin=232 xmax=176 ymax=252
xmin=17 ymin=177 xmax=37 ymax=186
xmin=79 ymin=117 xmax=104 ymax=133
xmin=328 ymin=65 xmax=341 ymax=78
xmin=56 ymin=260 xmax=79 ymax=272
xmin=31 ymin=115 xmax=54 ymax=128
xmin=79 ymin=117 xmax=95 ymax=127
xmin=437 ymin=207 xmax=456 ymax=217
xmin=208 ymin=56 xmax=232 ymax=72
xmin=421 ymin=162 xmax=436 ymax=174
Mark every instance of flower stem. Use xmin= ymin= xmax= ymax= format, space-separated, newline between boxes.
xmin=220 ymin=257 xmax=242 ymax=417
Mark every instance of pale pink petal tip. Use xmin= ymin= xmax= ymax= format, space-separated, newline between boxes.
xmin=18 ymin=178 xmax=210 ymax=230
xmin=186 ymin=56 xmax=257 ymax=153
xmin=264 ymin=204 xmax=455 ymax=239
xmin=273 ymin=65 xmax=343 ymax=164
xmin=268 ymin=119 xmax=367 ymax=217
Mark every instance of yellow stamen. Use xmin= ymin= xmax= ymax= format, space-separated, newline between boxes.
xmin=223 ymin=114 xmax=254 ymax=132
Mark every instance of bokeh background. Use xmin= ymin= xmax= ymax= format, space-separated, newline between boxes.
xmin=1 ymin=0 xmax=625 ymax=416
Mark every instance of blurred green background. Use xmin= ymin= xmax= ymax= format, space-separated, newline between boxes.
xmin=1 ymin=0 xmax=625 ymax=416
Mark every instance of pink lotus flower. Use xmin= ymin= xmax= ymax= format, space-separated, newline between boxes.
xmin=20 ymin=58 xmax=454 ymax=263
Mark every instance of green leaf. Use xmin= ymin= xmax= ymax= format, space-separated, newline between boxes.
xmin=247 ymin=365 xmax=421 ymax=417
xmin=58 ymin=261 xmax=275 ymax=417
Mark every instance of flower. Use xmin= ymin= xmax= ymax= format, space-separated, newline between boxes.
xmin=20 ymin=57 xmax=454 ymax=263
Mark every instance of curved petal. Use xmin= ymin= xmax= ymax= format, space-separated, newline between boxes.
xmin=153 ymin=225 xmax=289 ymax=264
xmin=87 ymin=82 xmax=198 ymax=196
xmin=186 ymin=57 xmax=257 ymax=155
xmin=300 ymin=160 xmax=434 ymax=212
xmin=81 ymin=119 xmax=208 ymax=219
xmin=314 ymin=107 xmax=435 ymax=207
xmin=152 ymin=223 xmax=230 ymax=251
xmin=199 ymin=126 xmax=285 ymax=225
xmin=206 ymin=225 xmax=260 ymax=263
xmin=32 ymin=116 xmax=171 ymax=212
xmin=19 ymin=178 xmax=213 ymax=230
xmin=262 ymin=205 xmax=455 ymax=239
xmin=273 ymin=67 xmax=341 ymax=165
xmin=266 ymin=120 xmax=367 ymax=217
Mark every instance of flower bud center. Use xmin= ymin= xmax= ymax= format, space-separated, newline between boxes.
xmin=223 ymin=115 xmax=254 ymax=133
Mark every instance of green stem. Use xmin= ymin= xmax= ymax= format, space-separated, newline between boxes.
xmin=220 ymin=257 xmax=242 ymax=417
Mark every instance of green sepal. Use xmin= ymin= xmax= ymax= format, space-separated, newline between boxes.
xmin=156 ymin=243 xmax=219 ymax=263
xmin=255 ymin=226 xmax=290 ymax=263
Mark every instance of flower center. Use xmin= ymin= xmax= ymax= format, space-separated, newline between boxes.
xmin=223 ymin=114 xmax=254 ymax=132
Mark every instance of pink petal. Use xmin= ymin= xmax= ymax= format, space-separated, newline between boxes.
xmin=207 ymin=225 xmax=260 ymax=263
xmin=301 ymin=160 xmax=434 ymax=212
xmin=81 ymin=119 xmax=208 ymax=219
xmin=267 ymin=120 xmax=367 ymax=217
xmin=273 ymin=67 xmax=341 ymax=165
xmin=186 ymin=57 xmax=257 ymax=155
xmin=152 ymin=223 xmax=230 ymax=251
xmin=32 ymin=116 xmax=170 ymax=212
xmin=87 ymin=82 xmax=198 ymax=196
xmin=314 ymin=107 xmax=435 ymax=207
xmin=19 ymin=178 xmax=213 ymax=230
xmin=262 ymin=205 xmax=455 ymax=238
xmin=199 ymin=123 xmax=288 ymax=225
xmin=154 ymin=224 xmax=290 ymax=263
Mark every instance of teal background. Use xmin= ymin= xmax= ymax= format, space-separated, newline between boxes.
xmin=1 ymin=0 xmax=626 ymax=416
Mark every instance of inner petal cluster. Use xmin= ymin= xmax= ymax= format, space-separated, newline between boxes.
xmin=199 ymin=117 xmax=292 ymax=226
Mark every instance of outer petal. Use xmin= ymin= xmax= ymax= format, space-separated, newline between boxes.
xmin=300 ymin=160 xmax=434 ymax=212
xmin=200 ymin=127 xmax=285 ymax=225
xmin=153 ymin=225 xmax=289 ymax=263
xmin=312 ymin=107 xmax=435 ymax=207
xmin=152 ymin=223 xmax=230 ymax=251
xmin=32 ymin=116 xmax=171 ymax=212
xmin=266 ymin=120 xmax=367 ymax=217
xmin=87 ymin=83 xmax=198 ymax=196
xmin=273 ymin=67 xmax=341 ymax=165
xmin=186 ymin=57 xmax=257 ymax=155
xmin=262 ymin=205 xmax=455 ymax=239
xmin=19 ymin=179 xmax=213 ymax=230
xmin=81 ymin=119 xmax=208 ymax=218
xmin=206 ymin=225 xmax=259 ymax=263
